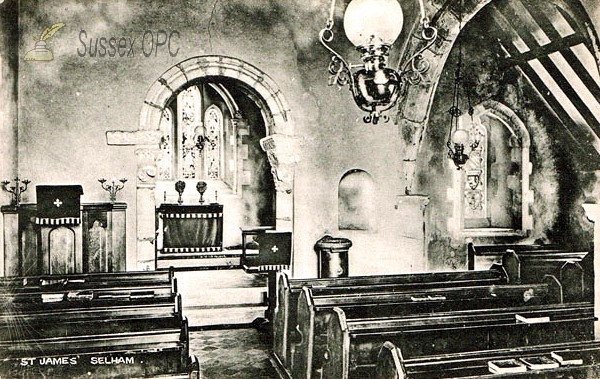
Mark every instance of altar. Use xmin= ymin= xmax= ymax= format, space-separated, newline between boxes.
xmin=155 ymin=203 xmax=226 ymax=269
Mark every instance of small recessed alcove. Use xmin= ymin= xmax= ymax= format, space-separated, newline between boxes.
xmin=338 ymin=169 xmax=375 ymax=231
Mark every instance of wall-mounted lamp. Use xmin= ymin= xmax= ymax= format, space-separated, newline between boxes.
xmin=319 ymin=0 xmax=437 ymax=124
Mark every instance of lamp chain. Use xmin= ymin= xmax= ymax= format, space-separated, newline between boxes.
xmin=319 ymin=0 xmax=354 ymax=88
xmin=398 ymin=0 xmax=438 ymax=85
xmin=326 ymin=0 xmax=336 ymax=29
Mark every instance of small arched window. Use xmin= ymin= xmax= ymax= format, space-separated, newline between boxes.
xmin=203 ymin=105 xmax=224 ymax=180
xmin=448 ymin=101 xmax=533 ymax=237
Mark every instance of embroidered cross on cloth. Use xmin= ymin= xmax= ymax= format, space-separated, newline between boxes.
xmin=35 ymin=185 xmax=84 ymax=225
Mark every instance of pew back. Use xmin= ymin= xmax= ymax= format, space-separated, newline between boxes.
xmin=377 ymin=340 xmax=600 ymax=379
xmin=0 ymin=270 xmax=198 ymax=379
xmin=291 ymin=280 xmax=562 ymax=379
xmin=273 ymin=269 xmax=506 ymax=369
xmin=325 ymin=302 xmax=594 ymax=379
xmin=467 ymin=244 xmax=589 ymax=298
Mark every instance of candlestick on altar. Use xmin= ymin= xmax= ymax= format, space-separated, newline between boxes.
xmin=196 ymin=181 xmax=207 ymax=204
xmin=175 ymin=180 xmax=186 ymax=205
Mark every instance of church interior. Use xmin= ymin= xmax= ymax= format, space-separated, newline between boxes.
xmin=3 ymin=0 xmax=600 ymax=378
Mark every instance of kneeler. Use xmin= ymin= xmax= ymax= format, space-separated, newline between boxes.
xmin=35 ymin=185 xmax=84 ymax=274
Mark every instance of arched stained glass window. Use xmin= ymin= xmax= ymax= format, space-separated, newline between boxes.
xmin=177 ymin=86 xmax=202 ymax=179
xmin=449 ymin=101 xmax=533 ymax=237
xmin=204 ymin=105 xmax=223 ymax=180
xmin=157 ymin=108 xmax=173 ymax=180
xmin=156 ymin=82 xmax=236 ymax=190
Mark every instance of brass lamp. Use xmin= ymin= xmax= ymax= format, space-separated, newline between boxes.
xmin=320 ymin=0 xmax=437 ymax=124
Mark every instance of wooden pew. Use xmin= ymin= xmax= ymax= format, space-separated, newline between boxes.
xmin=273 ymin=268 xmax=507 ymax=371
xmin=0 ymin=269 xmax=174 ymax=287
xmin=467 ymin=243 xmax=569 ymax=271
xmin=323 ymin=302 xmax=595 ymax=379
xmin=468 ymin=244 xmax=589 ymax=301
xmin=0 ymin=274 xmax=177 ymax=304
xmin=0 ymin=316 xmax=199 ymax=378
xmin=0 ymin=294 xmax=182 ymax=339
xmin=376 ymin=339 xmax=600 ymax=379
xmin=0 ymin=294 xmax=182 ymax=326
xmin=291 ymin=279 xmax=563 ymax=379
xmin=0 ymin=270 xmax=199 ymax=378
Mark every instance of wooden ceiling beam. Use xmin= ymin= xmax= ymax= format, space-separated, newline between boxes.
xmin=490 ymin=14 xmax=600 ymax=166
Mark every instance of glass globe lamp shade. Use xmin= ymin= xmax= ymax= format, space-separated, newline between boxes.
xmin=343 ymin=0 xmax=404 ymax=48
xmin=451 ymin=129 xmax=470 ymax=145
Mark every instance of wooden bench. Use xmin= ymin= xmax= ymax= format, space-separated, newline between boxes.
xmin=0 ymin=270 xmax=198 ymax=378
xmin=376 ymin=339 xmax=600 ymax=379
xmin=273 ymin=268 xmax=507 ymax=371
xmin=0 ymin=275 xmax=176 ymax=304
xmin=0 ymin=269 xmax=174 ymax=285
xmin=468 ymin=243 xmax=590 ymax=301
xmin=323 ymin=302 xmax=594 ymax=378
xmin=291 ymin=279 xmax=564 ymax=379
xmin=0 ymin=318 xmax=198 ymax=378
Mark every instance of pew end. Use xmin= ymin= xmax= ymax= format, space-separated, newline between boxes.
xmin=272 ymin=271 xmax=291 ymax=368
xmin=376 ymin=341 xmax=407 ymax=379
xmin=291 ymin=286 xmax=318 ymax=379
xmin=322 ymin=307 xmax=351 ymax=379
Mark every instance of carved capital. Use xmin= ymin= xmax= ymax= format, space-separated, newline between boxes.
xmin=135 ymin=148 xmax=159 ymax=184
xmin=260 ymin=134 xmax=302 ymax=194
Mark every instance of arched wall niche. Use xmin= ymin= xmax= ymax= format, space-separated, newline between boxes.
xmin=106 ymin=55 xmax=300 ymax=270
xmin=338 ymin=169 xmax=375 ymax=231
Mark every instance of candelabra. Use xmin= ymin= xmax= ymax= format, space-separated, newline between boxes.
xmin=98 ymin=178 xmax=127 ymax=203
xmin=1 ymin=177 xmax=31 ymax=206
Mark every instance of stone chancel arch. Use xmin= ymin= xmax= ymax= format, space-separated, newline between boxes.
xmin=106 ymin=55 xmax=299 ymax=270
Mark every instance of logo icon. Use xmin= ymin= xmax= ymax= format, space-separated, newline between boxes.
xmin=24 ymin=22 xmax=65 ymax=62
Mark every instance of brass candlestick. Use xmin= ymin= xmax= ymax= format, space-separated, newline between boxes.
xmin=196 ymin=181 xmax=207 ymax=204
xmin=175 ymin=180 xmax=186 ymax=205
